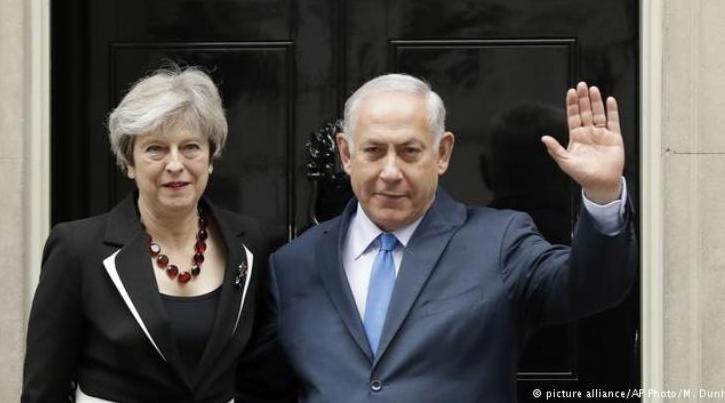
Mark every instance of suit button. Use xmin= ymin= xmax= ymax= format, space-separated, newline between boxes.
xmin=370 ymin=379 xmax=382 ymax=392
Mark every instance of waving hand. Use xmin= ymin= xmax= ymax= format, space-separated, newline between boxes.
xmin=541 ymin=82 xmax=624 ymax=204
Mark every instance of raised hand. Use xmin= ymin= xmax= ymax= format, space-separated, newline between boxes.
xmin=541 ymin=82 xmax=624 ymax=204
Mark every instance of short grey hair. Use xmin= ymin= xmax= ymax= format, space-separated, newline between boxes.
xmin=108 ymin=66 xmax=228 ymax=171
xmin=343 ymin=73 xmax=446 ymax=149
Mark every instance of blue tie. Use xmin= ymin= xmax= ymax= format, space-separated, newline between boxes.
xmin=363 ymin=233 xmax=399 ymax=356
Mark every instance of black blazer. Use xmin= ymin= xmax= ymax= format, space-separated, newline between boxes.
xmin=22 ymin=193 xmax=286 ymax=402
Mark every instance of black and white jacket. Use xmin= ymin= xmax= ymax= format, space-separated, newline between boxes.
xmin=22 ymin=193 xmax=293 ymax=402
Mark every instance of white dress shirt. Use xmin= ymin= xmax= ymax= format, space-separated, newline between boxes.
xmin=342 ymin=179 xmax=629 ymax=318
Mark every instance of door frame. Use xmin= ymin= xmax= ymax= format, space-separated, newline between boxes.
xmin=640 ymin=0 xmax=665 ymax=398
xmin=24 ymin=0 xmax=51 ymax=315
xmin=25 ymin=0 xmax=665 ymax=398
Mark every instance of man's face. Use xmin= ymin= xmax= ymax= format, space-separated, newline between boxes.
xmin=338 ymin=91 xmax=454 ymax=232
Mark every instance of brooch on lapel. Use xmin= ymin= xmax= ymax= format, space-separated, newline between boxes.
xmin=234 ymin=254 xmax=248 ymax=289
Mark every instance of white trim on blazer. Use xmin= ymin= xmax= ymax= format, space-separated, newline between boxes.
xmin=102 ymin=250 xmax=167 ymax=362
xmin=101 ymin=244 xmax=255 ymax=361
xmin=233 ymin=245 xmax=254 ymax=335
xmin=75 ymin=386 xmax=234 ymax=402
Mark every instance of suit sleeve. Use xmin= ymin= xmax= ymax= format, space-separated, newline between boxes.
xmin=500 ymin=202 xmax=637 ymax=327
xmin=236 ymin=250 xmax=298 ymax=402
xmin=22 ymin=223 xmax=84 ymax=402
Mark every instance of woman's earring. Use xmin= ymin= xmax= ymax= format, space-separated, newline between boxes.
xmin=208 ymin=165 xmax=214 ymax=175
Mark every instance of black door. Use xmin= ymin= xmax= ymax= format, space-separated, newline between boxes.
xmin=52 ymin=1 xmax=639 ymax=400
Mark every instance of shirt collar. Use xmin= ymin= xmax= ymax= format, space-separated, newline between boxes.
xmin=348 ymin=202 xmax=426 ymax=260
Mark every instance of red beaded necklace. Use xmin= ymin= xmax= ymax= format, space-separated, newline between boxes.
xmin=144 ymin=209 xmax=208 ymax=284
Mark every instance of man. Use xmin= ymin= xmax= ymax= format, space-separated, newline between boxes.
xmin=268 ymin=74 xmax=635 ymax=402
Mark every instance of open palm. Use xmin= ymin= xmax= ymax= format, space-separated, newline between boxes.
xmin=541 ymin=82 xmax=624 ymax=204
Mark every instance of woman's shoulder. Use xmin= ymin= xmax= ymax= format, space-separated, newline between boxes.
xmin=206 ymin=202 xmax=262 ymax=233
xmin=46 ymin=212 xmax=114 ymax=249
xmin=51 ymin=192 xmax=139 ymax=243
xmin=204 ymin=202 xmax=273 ymax=256
xmin=58 ymin=211 xmax=113 ymax=227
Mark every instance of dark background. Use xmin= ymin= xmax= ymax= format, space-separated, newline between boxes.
xmin=51 ymin=1 xmax=640 ymax=400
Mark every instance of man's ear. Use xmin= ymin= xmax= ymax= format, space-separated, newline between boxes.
xmin=336 ymin=133 xmax=353 ymax=175
xmin=436 ymin=131 xmax=455 ymax=175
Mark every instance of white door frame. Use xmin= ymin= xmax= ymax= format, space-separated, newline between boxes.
xmin=24 ymin=0 xmax=51 ymax=315
xmin=640 ymin=0 xmax=664 ymax=400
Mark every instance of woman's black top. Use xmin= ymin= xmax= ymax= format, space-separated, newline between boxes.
xmin=161 ymin=286 xmax=222 ymax=373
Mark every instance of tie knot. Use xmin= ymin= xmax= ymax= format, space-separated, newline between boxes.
xmin=378 ymin=233 xmax=398 ymax=252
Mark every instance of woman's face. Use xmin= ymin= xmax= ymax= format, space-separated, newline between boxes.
xmin=127 ymin=124 xmax=211 ymax=217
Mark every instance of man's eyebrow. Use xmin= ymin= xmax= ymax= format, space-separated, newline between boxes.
xmin=399 ymin=139 xmax=425 ymax=147
xmin=358 ymin=138 xmax=426 ymax=147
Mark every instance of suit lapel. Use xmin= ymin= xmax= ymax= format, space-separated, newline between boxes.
xmin=192 ymin=202 xmax=252 ymax=385
xmin=373 ymin=190 xmax=466 ymax=366
xmin=318 ymin=200 xmax=375 ymax=363
xmin=101 ymin=193 xmax=191 ymax=386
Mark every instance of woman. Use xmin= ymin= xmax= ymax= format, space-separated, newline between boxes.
xmin=22 ymin=67 xmax=291 ymax=402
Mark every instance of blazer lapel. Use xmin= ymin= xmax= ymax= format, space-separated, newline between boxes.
xmin=192 ymin=201 xmax=253 ymax=384
xmin=318 ymin=200 xmax=375 ymax=363
xmin=373 ymin=189 xmax=466 ymax=366
xmin=101 ymin=193 xmax=191 ymax=386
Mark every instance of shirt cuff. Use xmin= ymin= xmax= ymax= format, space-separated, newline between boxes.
xmin=581 ymin=177 xmax=628 ymax=236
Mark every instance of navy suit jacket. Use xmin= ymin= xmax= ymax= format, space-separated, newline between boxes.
xmin=269 ymin=189 xmax=636 ymax=402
